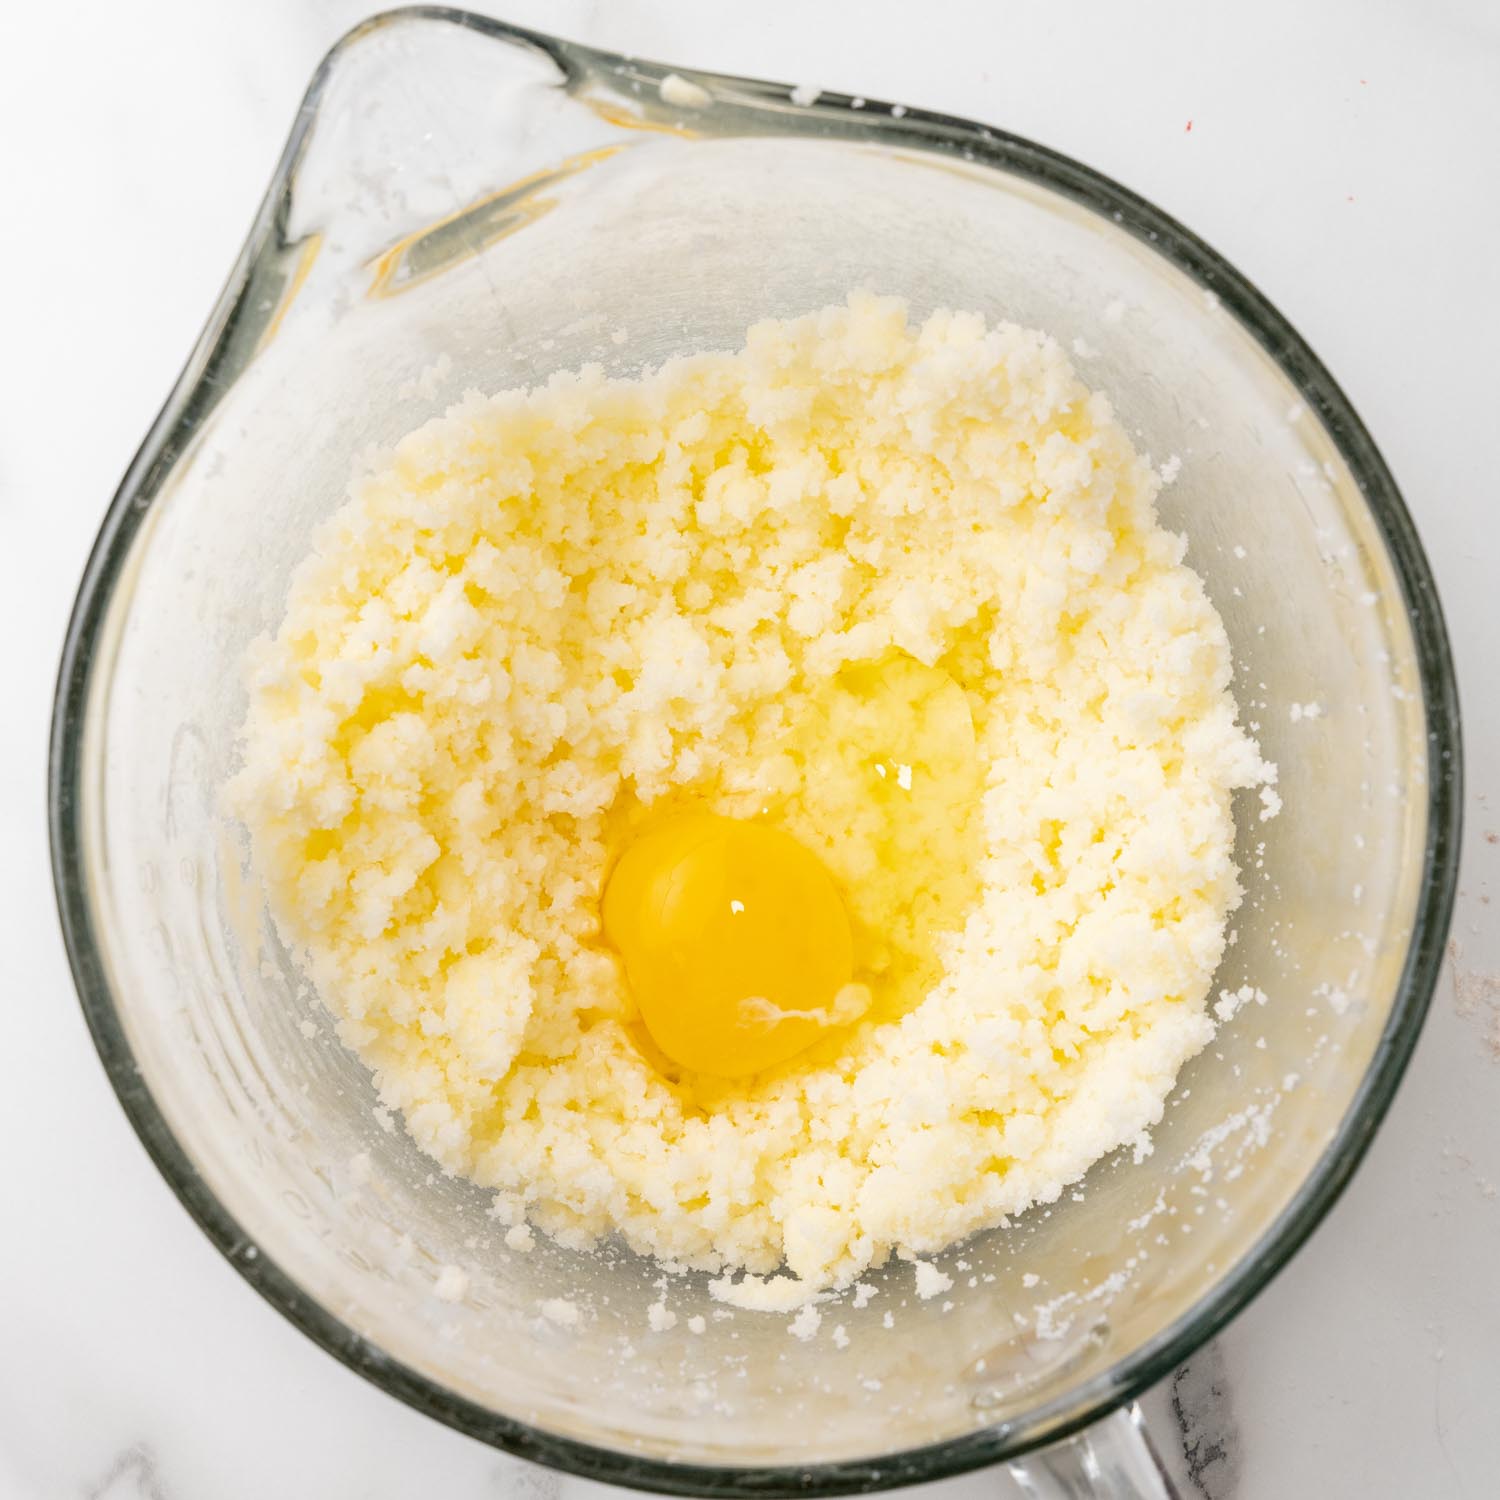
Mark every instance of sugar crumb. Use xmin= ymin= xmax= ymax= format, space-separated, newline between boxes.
xmin=788 ymin=1304 xmax=822 ymax=1340
xmin=914 ymin=1261 xmax=953 ymax=1299
xmin=434 ymin=1265 xmax=468 ymax=1303
xmin=658 ymin=73 xmax=710 ymax=109
xmin=541 ymin=1298 xmax=580 ymax=1327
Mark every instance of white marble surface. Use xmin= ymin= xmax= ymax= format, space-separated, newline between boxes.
xmin=2 ymin=0 xmax=1497 ymax=1495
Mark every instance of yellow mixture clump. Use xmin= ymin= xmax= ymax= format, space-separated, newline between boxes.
xmin=233 ymin=293 xmax=1270 ymax=1299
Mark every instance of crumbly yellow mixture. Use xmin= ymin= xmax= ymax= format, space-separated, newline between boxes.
xmin=233 ymin=293 xmax=1269 ymax=1297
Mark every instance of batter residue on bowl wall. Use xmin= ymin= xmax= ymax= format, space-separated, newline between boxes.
xmin=232 ymin=292 xmax=1273 ymax=1305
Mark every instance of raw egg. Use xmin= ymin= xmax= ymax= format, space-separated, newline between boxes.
xmin=789 ymin=651 xmax=985 ymax=1014
xmin=602 ymin=812 xmax=867 ymax=1078
xmin=602 ymin=652 xmax=983 ymax=1080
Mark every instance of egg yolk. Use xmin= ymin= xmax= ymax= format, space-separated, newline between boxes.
xmin=601 ymin=811 xmax=865 ymax=1078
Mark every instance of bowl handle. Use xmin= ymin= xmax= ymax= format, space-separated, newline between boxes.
xmin=1006 ymin=1403 xmax=1180 ymax=1498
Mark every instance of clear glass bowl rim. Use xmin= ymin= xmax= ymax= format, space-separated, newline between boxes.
xmin=47 ymin=7 xmax=1463 ymax=1493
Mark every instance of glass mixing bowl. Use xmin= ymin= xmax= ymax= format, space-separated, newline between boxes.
xmin=49 ymin=10 xmax=1461 ymax=1496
